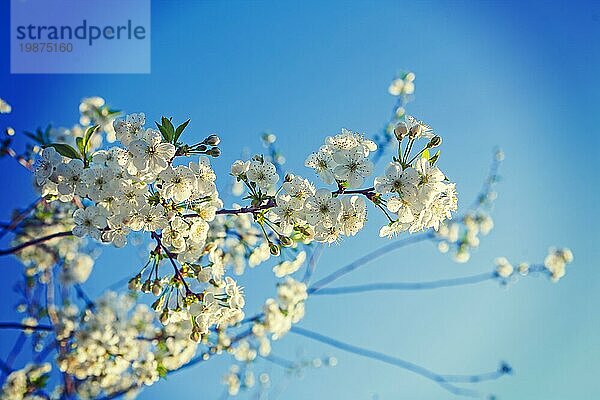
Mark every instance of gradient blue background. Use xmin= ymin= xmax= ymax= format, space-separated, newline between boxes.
xmin=0 ymin=1 xmax=598 ymax=399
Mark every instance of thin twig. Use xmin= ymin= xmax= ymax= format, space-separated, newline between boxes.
xmin=290 ymin=326 xmax=499 ymax=398
xmin=311 ymin=272 xmax=496 ymax=295
xmin=2 ymin=333 xmax=26 ymax=380
xmin=74 ymin=284 xmax=95 ymax=310
xmin=0 ymin=323 xmax=54 ymax=331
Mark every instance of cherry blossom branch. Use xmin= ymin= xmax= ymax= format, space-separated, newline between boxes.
xmin=311 ymin=272 xmax=496 ymax=295
xmin=290 ymin=326 xmax=502 ymax=398
xmin=333 ymin=186 xmax=375 ymax=197
xmin=188 ymin=186 xmax=377 ymax=218
xmin=215 ymin=199 xmax=276 ymax=215
xmin=307 ymin=152 xmax=504 ymax=293
xmin=0 ymin=230 xmax=73 ymax=256
xmin=0 ymin=190 xmax=380 ymax=261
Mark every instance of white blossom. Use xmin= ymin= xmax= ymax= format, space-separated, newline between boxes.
xmin=129 ymin=129 xmax=175 ymax=174
xmin=34 ymin=147 xmax=62 ymax=186
xmin=495 ymin=257 xmax=514 ymax=278
xmin=246 ymin=159 xmax=279 ymax=190
xmin=72 ymin=206 xmax=107 ymax=239
xmin=544 ymin=248 xmax=573 ymax=281
xmin=333 ymin=148 xmax=374 ymax=188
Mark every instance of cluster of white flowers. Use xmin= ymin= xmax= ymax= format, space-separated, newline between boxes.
xmin=495 ymin=257 xmax=515 ymax=278
xmin=130 ymin=257 xmax=246 ymax=339
xmin=232 ymin=154 xmax=371 ymax=245
xmin=271 ymin=176 xmax=368 ymax=244
xmin=222 ymin=365 xmax=255 ymax=396
xmin=253 ymin=129 xmax=378 ymax=244
xmin=388 ymin=72 xmax=416 ymax=96
xmin=305 ymin=128 xmax=377 ymax=188
xmin=375 ymin=116 xmax=457 ymax=237
xmin=34 ymin=113 xmax=223 ymax=251
xmin=543 ymin=248 xmax=574 ymax=282
xmin=30 ymin=112 xmax=249 ymax=336
xmin=254 ymin=278 xmax=307 ymax=340
xmin=157 ymin=276 xmax=246 ymax=339
xmin=56 ymin=292 xmax=197 ymax=399
xmin=0 ymin=363 xmax=51 ymax=400
xmin=437 ymin=212 xmax=495 ymax=262
xmin=492 ymin=247 xmax=573 ymax=282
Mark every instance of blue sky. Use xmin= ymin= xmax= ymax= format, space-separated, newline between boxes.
xmin=0 ymin=1 xmax=598 ymax=399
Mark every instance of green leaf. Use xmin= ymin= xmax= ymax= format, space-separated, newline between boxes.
xmin=174 ymin=119 xmax=191 ymax=142
xmin=83 ymin=125 xmax=98 ymax=145
xmin=159 ymin=116 xmax=175 ymax=143
xmin=46 ymin=143 xmax=82 ymax=160
xmin=82 ymin=125 xmax=99 ymax=155
xmin=155 ymin=118 xmax=175 ymax=143
xmin=421 ymin=148 xmax=430 ymax=160
xmin=76 ymin=137 xmax=85 ymax=155
xmin=162 ymin=117 xmax=174 ymax=134
xmin=155 ymin=121 xmax=170 ymax=142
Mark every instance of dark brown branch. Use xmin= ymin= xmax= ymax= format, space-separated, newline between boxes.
xmin=0 ymin=322 xmax=54 ymax=331
xmin=0 ymin=231 xmax=73 ymax=256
